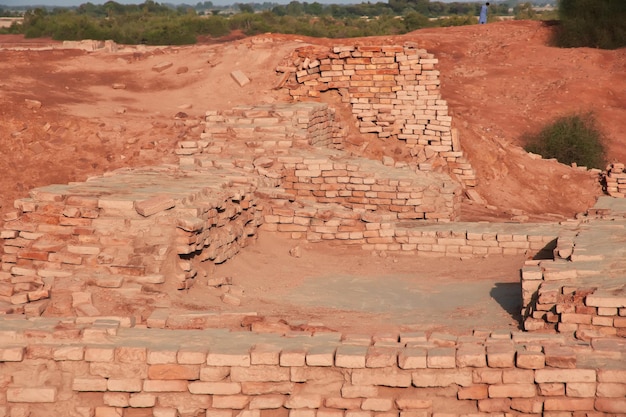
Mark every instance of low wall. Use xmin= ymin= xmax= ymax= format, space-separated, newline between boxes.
xmin=0 ymin=317 xmax=625 ymax=417
xmin=0 ymin=166 xmax=262 ymax=314
xmin=522 ymin=211 xmax=626 ymax=339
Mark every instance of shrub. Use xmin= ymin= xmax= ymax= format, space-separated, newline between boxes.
xmin=523 ymin=113 xmax=607 ymax=169
xmin=553 ymin=0 xmax=626 ymax=49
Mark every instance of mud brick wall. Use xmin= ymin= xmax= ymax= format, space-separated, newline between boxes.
xmin=521 ymin=220 xmax=626 ymax=339
xmin=603 ymin=162 xmax=626 ymax=197
xmin=0 ymin=167 xmax=262 ymax=313
xmin=259 ymin=150 xmax=462 ymax=224
xmin=177 ymin=102 xmax=343 ymax=163
xmin=277 ymin=44 xmax=477 ymax=187
xmin=1 ymin=318 xmax=625 ymax=416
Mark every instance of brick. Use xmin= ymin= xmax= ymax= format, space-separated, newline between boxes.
xmin=365 ymin=347 xmax=397 ymax=368
xmin=398 ymin=348 xmax=426 ymax=369
xmin=543 ymin=397 xmax=594 ymax=411
xmin=188 ymin=381 xmax=241 ymax=395
xmin=85 ymin=346 xmax=115 ymax=362
xmin=177 ymin=349 xmax=207 ymax=365
xmin=241 ymin=381 xmax=294 ymax=395
xmin=326 ymin=397 xmax=362 ymax=409
xmin=486 ymin=343 xmax=515 ymax=368
xmin=73 ymin=377 xmax=108 ymax=392
xmin=597 ymin=369 xmax=626 ymax=382
xmin=147 ymin=364 xmax=199 ymax=380
xmin=566 ymin=382 xmax=596 ymax=397
xmin=595 ymin=397 xmax=626 ymax=413
xmin=502 ymin=369 xmax=534 ymax=384
xmin=336 ymin=345 xmax=367 ymax=368
xmin=544 ymin=346 xmax=576 ymax=368
xmin=231 ymin=366 xmax=290 ymax=382
xmin=456 ymin=345 xmax=486 ymax=368
xmin=426 ymin=347 xmax=455 ymax=368
xmin=535 ymin=369 xmax=596 ymax=383
xmin=306 ymin=346 xmax=335 ymax=367
xmin=361 ymin=398 xmax=393 ymax=411
xmin=290 ymin=366 xmax=344 ymax=383
xmin=143 ymin=380 xmax=187 ymax=392
xmin=458 ymin=384 xmax=488 ymax=400
xmin=352 ymin=368 xmax=411 ymax=387
xmin=488 ymin=384 xmax=536 ymax=398
xmin=115 ymin=346 xmax=147 ymax=363
xmin=199 ymin=366 xmax=230 ymax=382
xmin=250 ymin=344 xmax=281 ymax=365
xmin=539 ymin=383 xmax=565 ymax=396
xmin=284 ymin=394 xmax=323 ymax=409
xmin=207 ymin=350 xmax=250 ymax=367
xmin=128 ymin=393 xmax=156 ymax=408
xmin=6 ymin=387 xmax=57 ymax=403
xmin=103 ymin=392 xmax=129 ymax=407
xmin=516 ymin=350 xmax=545 ymax=369
xmin=412 ymin=369 xmax=472 ymax=387
xmin=596 ymin=382 xmax=626 ymax=397
xmin=279 ymin=347 xmax=307 ymax=367
xmin=477 ymin=398 xmax=511 ymax=412
xmin=249 ymin=394 xmax=286 ymax=409
xmin=510 ymin=398 xmax=543 ymax=414
xmin=472 ymin=369 xmax=502 ymax=384
xmin=0 ymin=347 xmax=24 ymax=361
xmin=107 ymin=378 xmax=142 ymax=392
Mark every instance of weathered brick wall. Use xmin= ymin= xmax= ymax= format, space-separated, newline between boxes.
xmin=0 ymin=318 xmax=624 ymax=416
xmin=0 ymin=167 xmax=262 ymax=313
xmin=522 ymin=216 xmax=626 ymax=339
xmin=177 ymin=103 xmax=342 ymax=161
xmin=276 ymin=44 xmax=476 ymax=187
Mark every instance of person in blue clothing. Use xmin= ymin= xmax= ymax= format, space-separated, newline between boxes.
xmin=479 ymin=2 xmax=489 ymax=24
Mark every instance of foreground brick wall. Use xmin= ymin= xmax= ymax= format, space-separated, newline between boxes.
xmin=277 ymin=44 xmax=476 ymax=187
xmin=0 ymin=318 xmax=624 ymax=416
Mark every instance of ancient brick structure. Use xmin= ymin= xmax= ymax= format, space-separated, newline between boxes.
xmin=1 ymin=44 xmax=626 ymax=416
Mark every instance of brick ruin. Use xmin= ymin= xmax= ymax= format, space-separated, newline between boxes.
xmin=0 ymin=44 xmax=625 ymax=416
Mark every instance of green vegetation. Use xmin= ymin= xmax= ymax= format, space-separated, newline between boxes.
xmin=553 ymin=0 xmax=626 ymax=49
xmin=523 ymin=113 xmax=607 ymax=169
xmin=0 ymin=0 xmax=520 ymax=44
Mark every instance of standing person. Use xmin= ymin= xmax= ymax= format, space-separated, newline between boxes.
xmin=479 ymin=2 xmax=489 ymax=24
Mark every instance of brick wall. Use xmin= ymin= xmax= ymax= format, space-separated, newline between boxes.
xmin=522 ymin=216 xmax=626 ymax=339
xmin=603 ymin=163 xmax=626 ymax=197
xmin=276 ymin=44 xmax=476 ymax=188
xmin=0 ymin=167 xmax=262 ymax=313
xmin=0 ymin=318 xmax=624 ymax=416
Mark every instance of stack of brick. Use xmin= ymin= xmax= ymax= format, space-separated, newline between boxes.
xmin=276 ymin=44 xmax=477 ymax=187
xmin=258 ymin=148 xmax=462 ymax=223
xmin=0 ymin=166 xmax=262 ymax=314
xmin=176 ymin=102 xmax=343 ymax=165
xmin=0 ymin=317 xmax=625 ymax=416
xmin=603 ymin=162 xmax=626 ymax=197
xmin=522 ymin=219 xmax=626 ymax=339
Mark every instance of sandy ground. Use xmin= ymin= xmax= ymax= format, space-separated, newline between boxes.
xmin=1 ymin=21 xmax=624 ymax=334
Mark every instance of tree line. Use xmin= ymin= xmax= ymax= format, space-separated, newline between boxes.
xmin=0 ymin=0 xmax=622 ymax=49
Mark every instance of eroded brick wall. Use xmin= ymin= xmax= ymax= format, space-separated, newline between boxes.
xmin=276 ymin=44 xmax=476 ymax=187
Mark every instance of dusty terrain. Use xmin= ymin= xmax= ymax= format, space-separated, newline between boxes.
xmin=1 ymin=20 xmax=625 ymax=334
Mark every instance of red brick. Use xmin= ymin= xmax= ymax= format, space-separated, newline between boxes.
xmin=544 ymin=397 xmax=594 ymax=411
xmin=458 ymin=384 xmax=488 ymax=400
xmin=595 ymin=397 xmax=626 ymax=413
xmin=488 ymin=383 xmax=536 ymax=398
xmin=147 ymin=364 xmax=199 ymax=380
xmin=6 ymin=387 xmax=57 ymax=403
xmin=478 ymin=398 xmax=511 ymax=412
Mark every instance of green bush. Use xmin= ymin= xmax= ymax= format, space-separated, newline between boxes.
xmin=553 ymin=0 xmax=626 ymax=49
xmin=523 ymin=113 xmax=607 ymax=169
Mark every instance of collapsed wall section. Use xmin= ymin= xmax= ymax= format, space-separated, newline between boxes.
xmin=276 ymin=44 xmax=476 ymax=187
xmin=522 ymin=199 xmax=626 ymax=339
xmin=0 ymin=166 xmax=262 ymax=314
